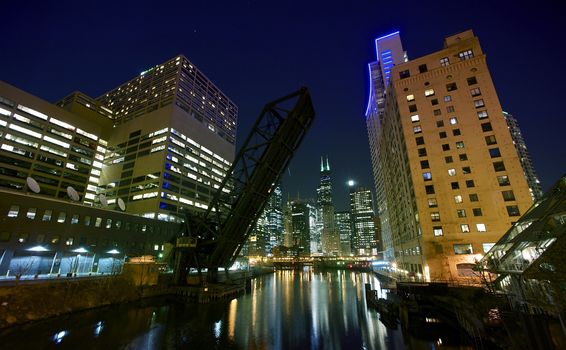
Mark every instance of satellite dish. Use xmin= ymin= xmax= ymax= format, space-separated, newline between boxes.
xmin=99 ymin=194 xmax=108 ymax=207
xmin=26 ymin=177 xmax=41 ymax=193
xmin=67 ymin=186 xmax=80 ymax=201
xmin=117 ymin=198 xmax=126 ymax=211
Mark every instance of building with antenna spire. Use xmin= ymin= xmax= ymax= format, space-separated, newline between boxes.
xmin=316 ymin=155 xmax=340 ymax=256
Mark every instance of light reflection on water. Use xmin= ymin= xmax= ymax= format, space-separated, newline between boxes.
xmin=0 ymin=268 xmax=471 ymax=349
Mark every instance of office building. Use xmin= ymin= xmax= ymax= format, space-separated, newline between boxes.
xmin=316 ymin=156 xmax=340 ymax=255
xmin=365 ymin=30 xmax=533 ymax=280
xmin=503 ymin=111 xmax=543 ymax=201
xmin=246 ymin=185 xmax=284 ymax=256
xmin=288 ymin=199 xmax=316 ymax=257
xmin=0 ymin=54 xmax=237 ymax=277
xmin=335 ymin=211 xmax=352 ymax=256
xmin=349 ymin=186 xmax=377 ymax=256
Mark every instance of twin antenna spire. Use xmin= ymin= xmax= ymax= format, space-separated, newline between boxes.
xmin=320 ymin=155 xmax=330 ymax=172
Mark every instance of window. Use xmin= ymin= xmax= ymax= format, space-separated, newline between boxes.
xmin=413 ymin=125 xmax=422 ymax=134
xmin=440 ymin=57 xmax=449 ymax=66
xmin=485 ymin=135 xmax=497 ymax=145
xmin=446 ymin=83 xmax=457 ymax=92
xmin=433 ymin=109 xmax=442 ymax=116
xmin=409 ymin=104 xmax=417 ymax=113
xmin=436 ymin=120 xmax=444 ymax=127
xmin=26 ymin=208 xmax=37 ymax=219
xmin=451 ymin=182 xmax=460 ymax=189
xmin=416 ymin=136 xmax=425 ymax=145
xmin=462 ymin=166 xmax=471 ymax=174
xmin=71 ymin=214 xmax=79 ymax=224
xmin=470 ymin=87 xmax=481 ymax=97
xmin=476 ymin=223 xmax=487 ymax=232
xmin=444 ymin=95 xmax=452 ymax=102
xmin=449 ymin=117 xmax=458 ymax=125
xmin=411 ymin=114 xmax=420 ymax=122
xmin=50 ymin=235 xmax=60 ymax=244
xmin=493 ymin=161 xmax=505 ymax=172
xmin=425 ymin=185 xmax=435 ymax=194
xmin=469 ymin=193 xmax=479 ymax=202
xmin=439 ymin=131 xmax=447 ymax=138
xmin=406 ymin=94 xmax=415 ymax=102
xmin=399 ymin=70 xmax=410 ymax=79
xmin=57 ymin=212 xmax=66 ymax=223
xmin=459 ymin=153 xmax=468 ymax=161
xmin=42 ymin=209 xmax=52 ymax=221
xmin=497 ymin=175 xmax=510 ymax=186
xmin=473 ymin=208 xmax=483 ymax=216
xmin=422 ymin=172 xmax=432 ymax=181
xmin=474 ymin=99 xmax=485 ymax=108
xmin=454 ymin=195 xmax=463 ymax=203
xmin=95 ymin=217 xmax=102 ymax=227
xmin=431 ymin=99 xmax=439 ymax=106
xmin=482 ymin=243 xmax=495 ymax=253
xmin=418 ymin=148 xmax=427 ymax=157
xmin=428 ymin=198 xmax=438 ymax=207
xmin=433 ymin=226 xmax=444 ymax=237
xmin=419 ymin=64 xmax=428 ymax=73
xmin=477 ymin=110 xmax=489 ymax=119
xmin=430 ymin=212 xmax=440 ymax=221
xmin=507 ymin=205 xmax=521 ymax=216
xmin=442 ymin=144 xmax=450 ymax=151
xmin=106 ymin=218 xmax=112 ymax=229
xmin=420 ymin=160 xmax=430 ymax=169
xmin=456 ymin=141 xmax=465 ymax=149
xmin=489 ymin=148 xmax=501 ymax=158
xmin=425 ymin=89 xmax=435 ymax=97
xmin=502 ymin=190 xmax=515 ymax=201
xmin=467 ymin=77 xmax=478 ymax=85
xmin=457 ymin=209 xmax=466 ymax=218
xmin=84 ymin=215 xmax=91 ymax=226
xmin=458 ymin=49 xmax=474 ymax=60
xmin=445 ymin=156 xmax=453 ymax=163
xmin=448 ymin=168 xmax=456 ymax=176
xmin=461 ymin=224 xmax=470 ymax=233
xmin=66 ymin=237 xmax=74 ymax=246
xmin=17 ymin=233 xmax=29 ymax=243
xmin=454 ymin=244 xmax=473 ymax=255
xmin=466 ymin=180 xmax=475 ymax=188
xmin=446 ymin=106 xmax=455 ymax=113
xmin=481 ymin=122 xmax=492 ymax=132
xmin=7 ymin=205 xmax=19 ymax=218
xmin=452 ymin=129 xmax=461 ymax=136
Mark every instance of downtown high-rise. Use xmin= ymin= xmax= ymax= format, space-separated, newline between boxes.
xmin=366 ymin=30 xmax=534 ymax=280
xmin=349 ymin=186 xmax=377 ymax=256
xmin=316 ymin=156 xmax=340 ymax=256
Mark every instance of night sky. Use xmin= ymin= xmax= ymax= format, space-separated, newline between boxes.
xmin=1 ymin=0 xmax=564 ymax=211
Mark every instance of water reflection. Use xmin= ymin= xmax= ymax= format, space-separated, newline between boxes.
xmin=0 ymin=268 xmax=471 ymax=349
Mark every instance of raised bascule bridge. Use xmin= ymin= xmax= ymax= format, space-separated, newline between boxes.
xmin=173 ymin=88 xmax=315 ymax=285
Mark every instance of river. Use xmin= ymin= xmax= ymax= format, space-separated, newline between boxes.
xmin=0 ymin=269 xmax=473 ymax=349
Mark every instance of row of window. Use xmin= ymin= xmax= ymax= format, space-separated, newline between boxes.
xmin=6 ymin=205 xmax=171 ymax=234
xmin=433 ymin=224 xmax=486 ymax=236
xmin=399 ymin=49 xmax=474 ymax=79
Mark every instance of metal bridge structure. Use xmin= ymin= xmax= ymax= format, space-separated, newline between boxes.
xmin=174 ymin=88 xmax=315 ymax=284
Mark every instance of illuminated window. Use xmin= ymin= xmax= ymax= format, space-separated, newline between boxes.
xmin=461 ymin=224 xmax=470 ymax=233
xmin=57 ymin=212 xmax=66 ymax=223
xmin=406 ymin=94 xmax=415 ymax=102
xmin=413 ymin=125 xmax=422 ymax=134
xmin=84 ymin=215 xmax=91 ymax=226
xmin=433 ymin=226 xmax=443 ymax=236
xmin=66 ymin=237 xmax=74 ymax=246
xmin=106 ymin=218 xmax=112 ymax=229
xmin=482 ymin=243 xmax=495 ymax=253
xmin=95 ymin=217 xmax=102 ymax=227
xmin=440 ymin=57 xmax=449 ymax=67
xmin=428 ymin=198 xmax=438 ymax=207
xmin=425 ymin=89 xmax=435 ymax=97
xmin=458 ymin=49 xmax=474 ymax=60
xmin=474 ymin=99 xmax=485 ymax=108
xmin=477 ymin=110 xmax=489 ymax=119
xmin=449 ymin=117 xmax=458 ymax=125
xmin=26 ymin=208 xmax=36 ymax=219
xmin=456 ymin=141 xmax=465 ymax=149
xmin=476 ymin=223 xmax=487 ymax=232
xmin=423 ymin=172 xmax=432 ymax=181
xmin=470 ymin=87 xmax=481 ymax=97
xmin=448 ymin=168 xmax=456 ymax=176
xmin=411 ymin=115 xmax=420 ymax=122
xmin=444 ymin=95 xmax=451 ymax=102
xmin=457 ymin=209 xmax=466 ymax=218
xmin=7 ymin=205 xmax=19 ymax=218
xmin=42 ymin=210 xmax=52 ymax=221
xmin=454 ymin=243 xmax=473 ymax=255
xmin=430 ymin=212 xmax=440 ymax=221
xmin=454 ymin=195 xmax=463 ymax=203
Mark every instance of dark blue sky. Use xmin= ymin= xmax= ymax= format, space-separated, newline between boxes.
xmin=1 ymin=0 xmax=564 ymax=211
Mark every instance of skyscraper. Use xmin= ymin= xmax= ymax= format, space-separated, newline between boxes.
xmin=503 ymin=111 xmax=543 ymax=201
xmin=58 ymin=55 xmax=237 ymax=222
xmin=349 ymin=186 xmax=377 ymax=256
xmin=316 ymin=156 xmax=340 ymax=256
xmin=246 ymin=184 xmax=284 ymax=256
xmin=289 ymin=199 xmax=315 ymax=257
xmin=365 ymin=30 xmax=533 ymax=280
xmin=334 ymin=211 xmax=353 ymax=256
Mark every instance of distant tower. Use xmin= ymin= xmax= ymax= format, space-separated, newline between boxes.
xmin=335 ymin=211 xmax=353 ymax=256
xmin=289 ymin=199 xmax=315 ymax=257
xmin=316 ymin=156 xmax=340 ymax=256
xmin=349 ymin=185 xmax=377 ymax=256
xmin=503 ymin=112 xmax=543 ymax=201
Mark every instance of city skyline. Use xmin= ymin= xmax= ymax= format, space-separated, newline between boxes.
xmin=1 ymin=1 xmax=564 ymax=212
